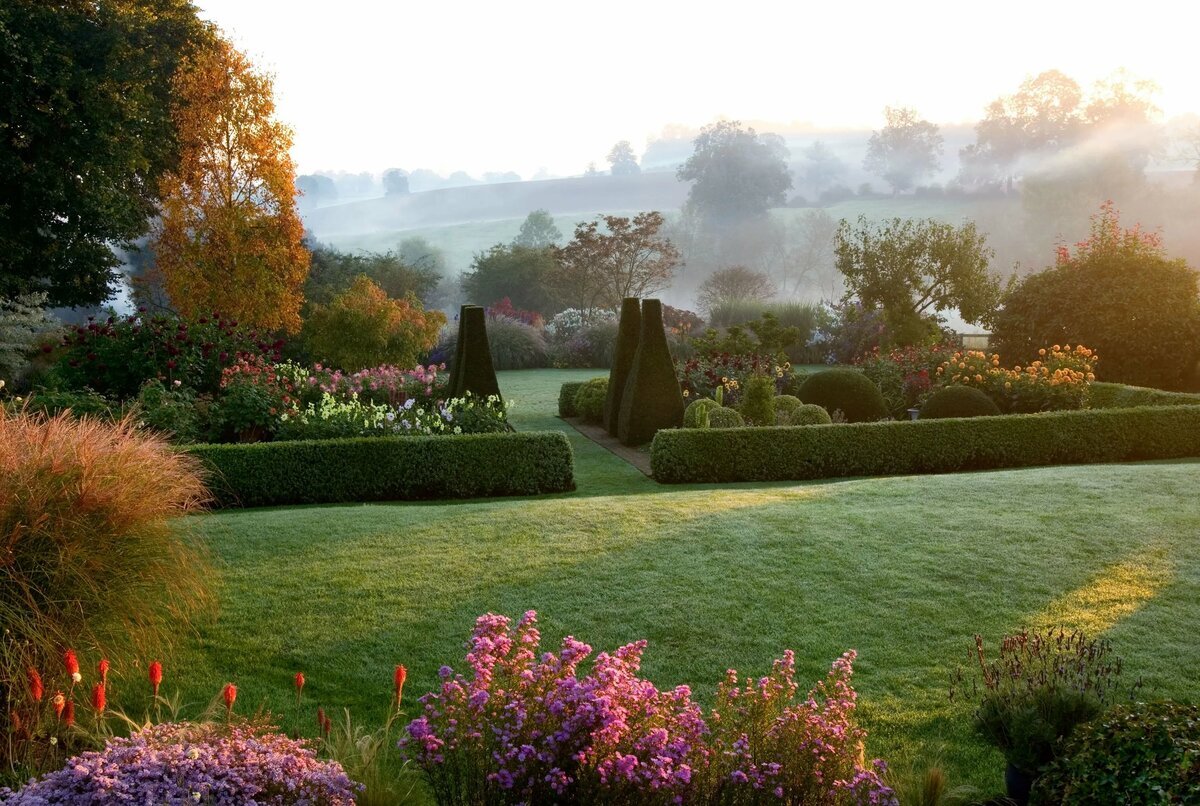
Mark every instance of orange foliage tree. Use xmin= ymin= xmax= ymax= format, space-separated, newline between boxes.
xmin=153 ymin=39 xmax=309 ymax=334
xmin=302 ymin=276 xmax=446 ymax=371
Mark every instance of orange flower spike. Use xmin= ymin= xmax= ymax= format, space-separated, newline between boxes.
xmin=63 ymin=700 xmax=75 ymax=726
xmin=222 ymin=683 xmax=237 ymax=716
xmin=28 ymin=669 xmax=44 ymax=703
xmin=52 ymin=692 xmax=65 ymax=719
xmin=149 ymin=661 xmax=163 ymax=697
xmin=64 ymin=649 xmax=81 ymax=683
xmin=91 ymin=683 xmax=106 ymax=714
xmin=294 ymin=671 xmax=305 ymax=697
xmin=98 ymin=659 xmax=110 ymax=686
xmin=394 ymin=664 xmax=408 ymax=706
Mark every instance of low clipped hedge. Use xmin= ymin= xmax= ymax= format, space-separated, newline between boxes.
xmin=189 ymin=431 xmax=575 ymax=507
xmin=1090 ymin=381 xmax=1200 ymax=409
xmin=651 ymin=405 xmax=1200 ymax=484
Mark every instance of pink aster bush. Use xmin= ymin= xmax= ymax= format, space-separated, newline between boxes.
xmin=0 ymin=721 xmax=360 ymax=804
xmin=401 ymin=611 xmax=895 ymax=805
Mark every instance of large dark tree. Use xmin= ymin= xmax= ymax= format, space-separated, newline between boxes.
xmin=677 ymin=121 xmax=792 ymax=227
xmin=305 ymin=245 xmax=442 ymax=308
xmin=0 ymin=0 xmax=214 ymax=307
xmin=461 ymin=244 xmax=563 ymax=315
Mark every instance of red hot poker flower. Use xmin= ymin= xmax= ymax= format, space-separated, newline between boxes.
xmin=28 ymin=669 xmax=44 ymax=702
xmin=91 ymin=683 xmax=106 ymax=713
xmin=222 ymin=683 xmax=237 ymax=715
xmin=149 ymin=661 xmax=163 ymax=697
xmin=294 ymin=671 xmax=305 ymax=695
xmin=98 ymin=659 xmax=110 ymax=686
xmin=52 ymin=692 xmax=65 ymax=719
xmin=394 ymin=664 xmax=407 ymax=705
xmin=64 ymin=649 xmax=80 ymax=680
xmin=63 ymin=700 xmax=75 ymax=726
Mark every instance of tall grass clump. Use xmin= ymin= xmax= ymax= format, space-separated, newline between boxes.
xmin=708 ymin=299 xmax=822 ymax=333
xmin=0 ymin=409 xmax=213 ymax=697
xmin=440 ymin=315 xmax=548 ymax=371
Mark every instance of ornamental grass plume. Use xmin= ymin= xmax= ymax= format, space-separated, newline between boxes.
xmin=0 ymin=409 xmax=213 ymax=716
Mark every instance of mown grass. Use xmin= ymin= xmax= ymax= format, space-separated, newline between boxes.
xmin=173 ymin=369 xmax=1200 ymax=798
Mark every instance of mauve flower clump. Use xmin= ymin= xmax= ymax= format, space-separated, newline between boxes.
xmin=402 ymin=610 xmax=896 ymax=805
xmin=1 ymin=722 xmax=360 ymax=804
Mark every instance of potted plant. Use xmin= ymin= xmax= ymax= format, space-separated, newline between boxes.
xmin=950 ymin=628 xmax=1138 ymax=805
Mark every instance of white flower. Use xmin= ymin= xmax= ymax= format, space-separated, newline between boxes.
xmin=71 ymin=672 xmax=82 ymax=684
xmin=49 ymin=736 xmax=57 ymax=746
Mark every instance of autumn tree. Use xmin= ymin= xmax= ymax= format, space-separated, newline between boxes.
xmin=153 ymin=39 xmax=309 ymax=334
xmin=0 ymin=0 xmax=214 ymax=307
xmin=695 ymin=266 xmax=775 ymax=314
xmin=607 ymin=141 xmax=641 ymax=175
xmin=835 ymin=216 xmax=999 ymax=346
xmin=863 ymin=107 xmax=943 ymax=194
xmin=302 ymin=276 xmax=445 ymax=371
xmin=555 ymin=212 xmax=681 ymax=311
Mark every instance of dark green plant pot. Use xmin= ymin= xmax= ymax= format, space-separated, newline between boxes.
xmin=1005 ymin=763 xmax=1033 ymax=806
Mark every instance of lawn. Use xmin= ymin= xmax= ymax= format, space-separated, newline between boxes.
xmin=177 ymin=368 xmax=1200 ymax=796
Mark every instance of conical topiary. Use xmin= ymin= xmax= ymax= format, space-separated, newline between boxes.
xmin=450 ymin=305 xmax=501 ymax=401
xmin=617 ymin=299 xmax=685 ymax=446
xmin=603 ymin=297 xmax=642 ymax=436
xmin=446 ymin=304 xmax=476 ymax=395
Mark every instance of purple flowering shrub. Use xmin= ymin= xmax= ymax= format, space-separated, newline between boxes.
xmin=1 ymin=722 xmax=361 ymax=805
xmin=402 ymin=611 xmax=896 ymax=805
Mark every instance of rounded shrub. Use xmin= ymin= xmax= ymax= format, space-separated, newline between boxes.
xmin=1033 ymin=701 xmax=1200 ymax=804
xmin=706 ymin=407 xmax=745 ymax=428
xmin=773 ymin=395 xmax=803 ymax=419
xmin=573 ymin=377 xmax=609 ymax=424
xmin=482 ymin=315 xmax=549 ymax=370
xmin=918 ymin=385 xmax=1002 ymax=420
xmin=683 ymin=398 xmax=721 ymax=428
xmin=739 ymin=375 xmax=776 ymax=426
xmin=786 ymin=403 xmax=833 ymax=426
xmin=0 ymin=410 xmax=212 ymax=693
xmin=796 ymin=368 xmax=889 ymax=423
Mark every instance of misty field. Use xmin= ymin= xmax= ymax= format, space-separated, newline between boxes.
xmin=176 ymin=369 xmax=1200 ymax=797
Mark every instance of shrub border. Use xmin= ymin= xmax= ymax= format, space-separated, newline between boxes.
xmin=650 ymin=405 xmax=1200 ymax=484
xmin=188 ymin=431 xmax=575 ymax=508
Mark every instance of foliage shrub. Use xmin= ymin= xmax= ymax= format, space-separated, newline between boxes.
xmin=617 ymin=300 xmax=685 ymax=446
xmin=918 ymin=386 xmax=1001 ymax=419
xmin=936 ymin=345 xmax=1095 ymax=413
xmin=1032 ymin=701 xmax=1200 ymax=804
xmin=1088 ymin=381 xmax=1200 ymax=409
xmin=558 ymin=381 xmax=585 ymax=417
xmin=550 ymin=320 xmax=620 ymax=369
xmin=677 ymin=353 xmax=789 ymax=408
xmin=650 ymin=404 xmax=1200 ymax=483
xmin=683 ymin=397 xmax=721 ymax=428
xmin=189 ymin=431 xmax=575 ymax=507
xmin=573 ymin=377 xmax=608 ymax=424
xmin=785 ymin=403 xmax=833 ymax=426
xmin=303 ymin=276 xmax=445 ymax=372
xmin=51 ymin=311 xmax=282 ymax=399
xmin=858 ymin=343 xmax=959 ymax=418
xmin=772 ymin=394 xmax=803 ymax=419
xmin=0 ymin=293 xmax=57 ymax=388
xmin=706 ymin=407 xmax=745 ymax=428
xmin=992 ymin=202 xmax=1200 ymax=391
xmin=604 ymin=298 xmax=640 ymax=434
xmin=796 ymin=368 xmax=889 ymax=422
xmin=951 ymin=629 xmax=1134 ymax=776
xmin=739 ymin=374 xmax=776 ymax=426
xmin=400 ymin=610 xmax=895 ymax=805
xmin=211 ymin=355 xmax=296 ymax=442
xmin=706 ymin=300 xmax=824 ymax=363
xmin=135 ymin=379 xmax=202 ymax=442
xmin=0 ymin=410 xmax=211 ymax=721
xmin=16 ymin=387 xmax=119 ymax=420
xmin=2 ymin=722 xmax=359 ymax=804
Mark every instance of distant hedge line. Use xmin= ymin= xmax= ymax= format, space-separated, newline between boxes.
xmin=189 ymin=432 xmax=575 ymax=508
xmin=650 ymin=405 xmax=1200 ymax=484
xmin=1089 ymin=382 xmax=1200 ymax=409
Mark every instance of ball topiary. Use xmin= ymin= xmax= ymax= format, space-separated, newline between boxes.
xmin=796 ymin=368 xmax=889 ymax=423
xmin=617 ymin=300 xmax=685 ymax=446
xmin=604 ymin=298 xmax=641 ymax=436
xmin=573 ymin=377 xmax=608 ymax=424
xmin=918 ymin=385 xmax=1002 ymax=420
xmin=739 ymin=375 xmax=776 ymax=426
xmin=683 ymin=397 xmax=721 ymax=428
xmin=558 ymin=382 xmax=584 ymax=418
xmin=786 ymin=403 xmax=833 ymax=426
xmin=706 ymin=407 xmax=744 ymax=428
xmin=773 ymin=395 xmax=803 ymax=419
xmin=1033 ymin=701 xmax=1200 ymax=804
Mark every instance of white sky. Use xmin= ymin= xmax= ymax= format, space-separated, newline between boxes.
xmin=195 ymin=0 xmax=1199 ymax=177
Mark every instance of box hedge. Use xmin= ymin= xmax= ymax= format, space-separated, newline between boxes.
xmin=651 ymin=405 xmax=1200 ymax=483
xmin=188 ymin=431 xmax=575 ymax=508
xmin=1089 ymin=381 xmax=1200 ymax=409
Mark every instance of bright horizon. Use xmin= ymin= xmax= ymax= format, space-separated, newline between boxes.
xmin=196 ymin=0 xmax=1198 ymax=177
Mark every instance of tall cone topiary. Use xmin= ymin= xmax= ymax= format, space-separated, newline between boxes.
xmin=603 ymin=297 xmax=642 ymax=436
xmin=617 ymin=299 xmax=685 ymax=446
xmin=450 ymin=305 xmax=501 ymax=401
xmin=446 ymin=305 xmax=474 ymax=396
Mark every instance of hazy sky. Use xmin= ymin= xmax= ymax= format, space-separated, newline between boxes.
xmin=196 ymin=0 xmax=1197 ymax=177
